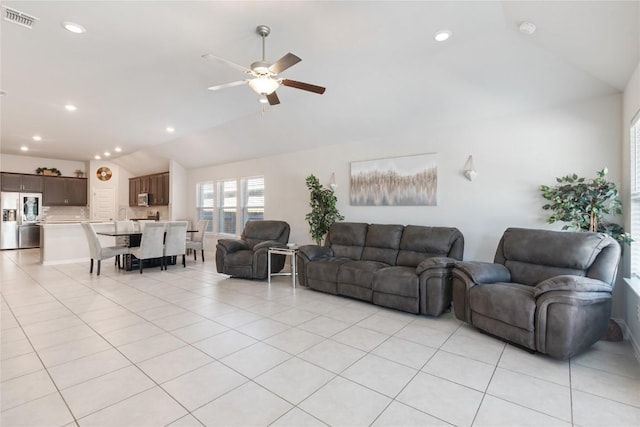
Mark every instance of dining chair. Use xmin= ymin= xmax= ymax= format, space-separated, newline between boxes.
xmin=186 ymin=219 xmax=208 ymax=262
xmin=130 ymin=222 xmax=166 ymax=274
xmin=163 ymin=221 xmax=188 ymax=269
xmin=81 ymin=222 xmax=130 ymax=276
xmin=114 ymin=220 xmax=135 ymax=268
xmin=136 ymin=220 xmax=155 ymax=232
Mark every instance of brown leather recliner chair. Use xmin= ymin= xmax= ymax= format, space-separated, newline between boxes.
xmin=451 ymin=227 xmax=621 ymax=359
xmin=215 ymin=220 xmax=290 ymax=279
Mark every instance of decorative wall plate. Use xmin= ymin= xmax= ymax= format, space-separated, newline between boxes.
xmin=96 ymin=166 xmax=112 ymax=181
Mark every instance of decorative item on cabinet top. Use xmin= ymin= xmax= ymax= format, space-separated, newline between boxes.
xmin=35 ymin=167 xmax=61 ymax=176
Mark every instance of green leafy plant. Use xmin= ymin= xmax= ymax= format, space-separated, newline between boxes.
xmin=305 ymin=174 xmax=344 ymax=245
xmin=540 ymin=168 xmax=632 ymax=244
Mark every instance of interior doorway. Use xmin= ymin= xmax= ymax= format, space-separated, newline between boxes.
xmin=93 ymin=188 xmax=116 ymax=221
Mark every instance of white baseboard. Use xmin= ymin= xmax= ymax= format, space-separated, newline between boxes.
xmin=41 ymin=257 xmax=89 ymax=266
xmin=613 ymin=317 xmax=640 ymax=363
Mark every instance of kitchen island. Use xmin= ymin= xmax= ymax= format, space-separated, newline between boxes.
xmin=39 ymin=221 xmax=115 ymax=265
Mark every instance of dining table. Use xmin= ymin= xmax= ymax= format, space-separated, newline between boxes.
xmin=97 ymin=229 xmax=198 ymax=271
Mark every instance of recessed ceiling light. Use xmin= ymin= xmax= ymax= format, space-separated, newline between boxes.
xmin=114 ymin=147 xmax=122 ymax=152
xmin=62 ymin=21 xmax=86 ymax=34
xmin=166 ymin=127 xmax=175 ymax=133
xmin=94 ymin=155 xmax=101 ymax=160
xmin=65 ymin=104 xmax=77 ymax=112
xmin=32 ymin=135 xmax=42 ymax=141
xmin=434 ymin=30 xmax=452 ymax=42
xmin=20 ymin=146 xmax=29 ymax=151
xmin=518 ymin=21 xmax=537 ymax=35
xmin=104 ymin=152 xmax=111 ymax=157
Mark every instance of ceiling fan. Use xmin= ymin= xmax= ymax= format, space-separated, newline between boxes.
xmin=202 ymin=25 xmax=326 ymax=106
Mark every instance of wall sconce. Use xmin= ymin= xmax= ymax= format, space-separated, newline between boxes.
xmin=463 ymin=155 xmax=477 ymax=181
xmin=329 ymin=172 xmax=337 ymax=190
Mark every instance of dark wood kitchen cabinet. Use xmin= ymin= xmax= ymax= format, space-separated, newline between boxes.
xmin=129 ymin=177 xmax=141 ymax=206
xmin=0 ymin=172 xmax=44 ymax=192
xmin=149 ymin=172 xmax=169 ymax=205
xmin=43 ymin=176 xmax=87 ymax=206
xmin=129 ymin=172 xmax=169 ymax=206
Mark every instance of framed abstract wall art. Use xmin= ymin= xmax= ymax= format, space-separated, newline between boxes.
xmin=350 ymin=153 xmax=438 ymax=206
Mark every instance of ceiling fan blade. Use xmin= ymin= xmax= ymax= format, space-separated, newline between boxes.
xmin=281 ymin=79 xmax=326 ymax=94
xmin=266 ymin=92 xmax=280 ymax=106
xmin=202 ymin=53 xmax=252 ymax=74
xmin=269 ymin=53 xmax=301 ymax=74
xmin=207 ymin=80 xmax=248 ymax=91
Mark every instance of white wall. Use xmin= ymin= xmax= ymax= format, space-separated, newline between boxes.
xmin=0 ymin=153 xmax=86 ymax=177
xmin=169 ymin=160 xmax=189 ymax=222
xmin=621 ymin=62 xmax=640 ymax=351
xmin=189 ymin=93 xmax=623 ymax=262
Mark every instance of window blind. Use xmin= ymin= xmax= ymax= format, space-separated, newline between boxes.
xmin=196 ymin=181 xmax=214 ymax=233
xmin=217 ymin=179 xmax=237 ymax=234
xmin=630 ymin=113 xmax=640 ymax=277
xmin=242 ymin=176 xmax=265 ymax=225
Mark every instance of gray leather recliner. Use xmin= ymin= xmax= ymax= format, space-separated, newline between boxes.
xmin=215 ymin=220 xmax=290 ymax=279
xmin=451 ymin=227 xmax=621 ymax=359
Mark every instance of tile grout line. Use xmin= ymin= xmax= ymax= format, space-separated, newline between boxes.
xmin=0 ymin=293 xmax=80 ymax=426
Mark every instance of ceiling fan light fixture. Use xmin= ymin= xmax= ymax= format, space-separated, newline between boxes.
xmin=248 ymin=77 xmax=279 ymax=95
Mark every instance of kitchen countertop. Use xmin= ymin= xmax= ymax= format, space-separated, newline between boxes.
xmin=38 ymin=220 xmax=104 ymax=225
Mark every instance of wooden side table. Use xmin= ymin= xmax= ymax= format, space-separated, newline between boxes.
xmin=268 ymin=247 xmax=298 ymax=288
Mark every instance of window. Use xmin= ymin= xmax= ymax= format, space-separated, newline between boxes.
xmin=217 ymin=179 xmax=237 ymax=234
xmin=630 ymin=112 xmax=640 ymax=277
xmin=241 ymin=176 xmax=265 ymax=225
xmin=196 ymin=181 xmax=214 ymax=232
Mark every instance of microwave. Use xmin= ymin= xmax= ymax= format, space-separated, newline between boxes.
xmin=138 ymin=193 xmax=149 ymax=206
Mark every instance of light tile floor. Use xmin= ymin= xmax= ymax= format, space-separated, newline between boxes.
xmin=1 ymin=248 xmax=640 ymax=426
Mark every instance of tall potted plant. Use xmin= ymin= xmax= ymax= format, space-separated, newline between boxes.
xmin=540 ymin=168 xmax=631 ymax=244
xmin=305 ymin=174 xmax=344 ymax=245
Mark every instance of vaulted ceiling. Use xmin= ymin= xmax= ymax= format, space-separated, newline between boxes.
xmin=1 ymin=1 xmax=638 ymax=174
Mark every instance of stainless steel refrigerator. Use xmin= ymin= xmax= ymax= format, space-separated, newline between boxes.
xmin=1 ymin=192 xmax=42 ymax=249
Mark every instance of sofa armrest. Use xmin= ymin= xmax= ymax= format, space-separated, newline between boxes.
xmin=451 ymin=261 xmax=510 ymax=323
xmin=416 ymin=256 xmax=458 ymax=275
xmin=253 ymin=240 xmax=286 ymax=252
xmin=217 ymin=239 xmax=249 ymax=253
xmin=534 ymin=275 xmax=613 ymax=298
xmin=453 ymin=261 xmax=511 ymax=284
xmin=297 ymin=245 xmax=334 ymax=262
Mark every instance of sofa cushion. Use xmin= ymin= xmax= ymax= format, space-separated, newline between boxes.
xmin=495 ymin=228 xmax=612 ymax=285
xmin=242 ymin=220 xmax=290 ymax=249
xmin=325 ymin=222 xmax=368 ymax=260
xmin=307 ymin=257 xmax=353 ymax=283
xmin=337 ymin=260 xmax=388 ymax=288
xmin=469 ymin=282 xmax=536 ymax=331
xmin=373 ymin=266 xmax=419 ymax=298
xmin=361 ymin=224 xmax=403 ymax=265
xmin=397 ymin=226 xmax=458 ymax=267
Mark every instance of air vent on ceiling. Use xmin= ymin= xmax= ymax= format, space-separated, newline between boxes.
xmin=3 ymin=6 xmax=39 ymax=29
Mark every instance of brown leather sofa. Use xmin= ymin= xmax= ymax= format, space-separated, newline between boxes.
xmin=451 ymin=227 xmax=621 ymax=359
xmin=297 ymin=222 xmax=464 ymax=316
